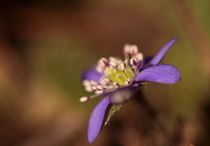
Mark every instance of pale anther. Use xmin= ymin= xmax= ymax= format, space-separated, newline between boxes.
xmin=80 ymin=96 xmax=88 ymax=102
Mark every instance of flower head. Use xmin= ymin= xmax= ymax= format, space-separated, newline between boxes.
xmin=81 ymin=38 xmax=181 ymax=143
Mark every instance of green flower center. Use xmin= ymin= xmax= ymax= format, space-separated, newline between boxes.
xmin=104 ymin=64 xmax=136 ymax=86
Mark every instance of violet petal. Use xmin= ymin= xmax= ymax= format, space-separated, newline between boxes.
xmin=148 ymin=38 xmax=179 ymax=66
xmin=88 ymin=96 xmax=111 ymax=143
xmin=135 ymin=64 xmax=181 ymax=84
xmin=82 ymin=67 xmax=102 ymax=83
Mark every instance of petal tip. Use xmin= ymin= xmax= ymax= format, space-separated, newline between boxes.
xmin=148 ymin=37 xmax=180 ymax=66
xmin=170 ymin=37 xmax=180 ymax=44
xmin=88 ymin=134 xmax=95 ymax=144
xmin=173 ymin=37 xmax=180 ymax=41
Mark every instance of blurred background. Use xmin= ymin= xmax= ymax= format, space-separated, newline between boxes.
xmin=0 ymin=0 xmax=209 ymax=146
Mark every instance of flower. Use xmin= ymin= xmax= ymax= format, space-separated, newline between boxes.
xmin=80 ymin=38 xmax=181 ymax=143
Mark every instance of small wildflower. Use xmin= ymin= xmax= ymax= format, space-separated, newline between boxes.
xmin=81 ymin=38 xmax=181 ymax=143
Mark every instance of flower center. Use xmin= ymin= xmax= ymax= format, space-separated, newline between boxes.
xmin=80 ymin=44 xmax=143 ymax=102
xmin=104 ymin=63 xmax=135 ymax=86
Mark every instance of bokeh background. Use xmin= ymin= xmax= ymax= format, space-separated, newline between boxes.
xmin=0 ymin=0 xmax=209 ymax=146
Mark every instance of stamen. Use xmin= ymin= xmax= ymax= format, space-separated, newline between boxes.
xmin=113 ymin=82 xmax=120 ymax=87
xmin=96 ymin=58 xmax=109 ymax=73
xmin=130 ymin=57 xmax=139 ymax=66
xmin=96 ymin=85 xmax=103 ymax=90
xmin=90 ymin=80 xmax=98 ymax=86
xmin=83 ymin=80 xmax=90 ymax=86
xmin=104 ymin=85 xmax=114 ymax=90
xmin=123 ymin=44 xmax=139 ymax=56
xmin=135 ymin=53 xmax=143 ymax=61
xmin=123 ymin=44 xmax=130 ymax=56
xmin=95 ymin=90 xmax=104 ymax=94
xmin=100 ymin=77 xmax=110 ymax=85
xmin=109 ymin=61 xmax=117 ymax=67
xmin=80 ymin=93 xmax=103 ymax=102
xmin=129 ymin=45 xmax=138 ymax=56
xmin=85 ymin=86 xmax=93 ymax=92
xmin=104 ymin=66 xmax=114 ymax=75
xmin=91 ymin=86 xmax=97 ymax=91
xmin=96 ymin=65 xmax=103 ymax=73
xmin=102 ymin=58 xmax=109 ymax=66
xmin=124 ymin=79 xmax=131 ymax=85
xmin=80 ymin=96 xmax=88 ymax=102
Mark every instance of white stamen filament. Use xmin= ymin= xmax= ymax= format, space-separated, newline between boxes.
xmin=95 ymin=90 xmax=104 ymax=94
xmin=80 ymin=92 xmax=104 ymax=102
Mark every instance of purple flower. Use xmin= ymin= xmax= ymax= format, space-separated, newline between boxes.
xmin=80 ymin=38 xmax=181 ymax=143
